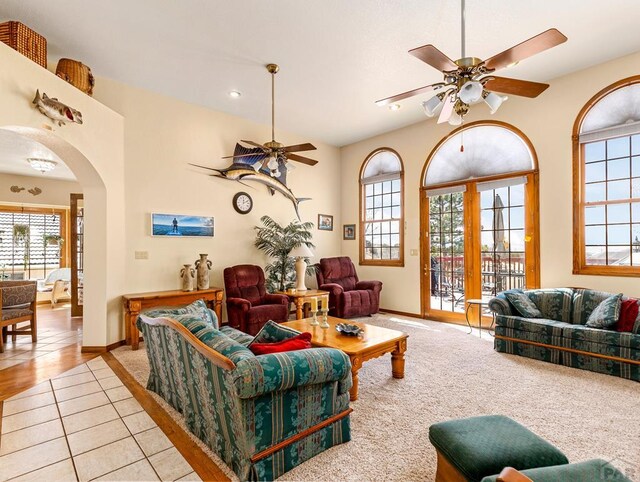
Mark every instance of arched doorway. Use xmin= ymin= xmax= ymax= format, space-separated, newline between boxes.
xmin=0 ymin=127 xmax=109 ymax=348
xmin=419 ymin=121 xmax=540 ymax=325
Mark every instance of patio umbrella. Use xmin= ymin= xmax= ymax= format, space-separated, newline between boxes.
xmin=493 ymin=194 xmax=505 ymax=252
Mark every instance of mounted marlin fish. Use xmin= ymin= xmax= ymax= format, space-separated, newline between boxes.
xmin=190 ymin=162 xmax=310 ymax=220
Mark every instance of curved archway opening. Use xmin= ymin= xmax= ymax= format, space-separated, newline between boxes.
xmin=419 ymin=121 xmax=540 ymax=326
xmin=0 ymin=126 xmax=108 ymax=349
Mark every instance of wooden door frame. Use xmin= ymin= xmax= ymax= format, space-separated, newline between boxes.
xmin=70 ymin=193 xmax=83 ymax=317
xmin=419 ymin=121 xmax=541 ymax=323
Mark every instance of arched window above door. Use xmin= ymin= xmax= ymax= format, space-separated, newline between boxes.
xmin=424 ymin=124 xmax=535 ymax=187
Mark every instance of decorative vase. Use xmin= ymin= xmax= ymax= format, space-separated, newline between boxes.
xmin=194 ymin=254 xmax=212 ymax=290
xmin=180 ymin=264 xmax=195 ymax=292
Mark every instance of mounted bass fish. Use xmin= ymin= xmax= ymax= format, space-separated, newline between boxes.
xmin=32 ymin=90 xmax=83 ymax=126
xmin=190 ymin=161 xmax=310 ymax=221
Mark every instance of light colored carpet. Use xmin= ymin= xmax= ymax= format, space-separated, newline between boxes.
xmin=113 ymin=315 xmax=640 ymax=481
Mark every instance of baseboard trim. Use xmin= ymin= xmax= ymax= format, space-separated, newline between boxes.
xmin=379 ymin=308 xmax=423 ymax=319
xmin=81 ymin=340 xmax=125 ymax=353
xmin=495 ymin=335 xmax=640 ymax=366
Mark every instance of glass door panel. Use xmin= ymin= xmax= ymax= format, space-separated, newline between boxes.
xmin=479 ymin=183 xmax=526 ymax=302
xmin=428 ymin=192 xmax=465 ymax=313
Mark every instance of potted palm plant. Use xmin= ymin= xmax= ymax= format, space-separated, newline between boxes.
xmin=254 ymin=215 xmax=315 ymax=292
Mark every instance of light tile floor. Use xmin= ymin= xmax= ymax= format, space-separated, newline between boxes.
xmin=0 ymin=326 xmax=81 ymax=371
xmin=0 ymin=357 xmax=201 ymax=481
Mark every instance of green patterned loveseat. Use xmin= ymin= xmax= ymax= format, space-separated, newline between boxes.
xmin=137 ymin=312 xmax=353 ymax=481
xmin=489 ymin=288 xmax=640 ymax=381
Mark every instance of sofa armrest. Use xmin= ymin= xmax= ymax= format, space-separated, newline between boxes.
xmin=319 ymin=283 xmax=344 ymax=296
xmin=488 ymin=296 xmax=514 ymax=316
xmin=226 ymin=297 xmax=251 ymax=310
xmin=263 ymin=293 xmax=289 ymax=305
xmin=232 ymin=348 xmax=352 ymax=399
xmin=356 ymin=280 xmax=382 ymax=293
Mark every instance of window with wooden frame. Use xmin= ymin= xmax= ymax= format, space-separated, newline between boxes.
xmin=573 ymin=76 xmax=640 ymax=276
xmin=359 ymin=148 xmax=404 ymax=267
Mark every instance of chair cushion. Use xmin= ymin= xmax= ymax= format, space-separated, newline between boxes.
xmin=1 ymin=308 xmax=33 ymax=321
xmin=561 ymin=323 xmax=640 ymax=351
xmin=220 ymin=326 xmax=254 ymax=346
xmin=523 ymin=288 xmax=573 ymax=323
xmin=572 ymin=289 xmax=615 ymax=325
xmin=249 ymin=332 xmax=312 ymax=355
xmin=614 ymin=298 xmax=640 ymax=332
xmin=144 ymin=299 xmax=217 ymax=328
xmin=249 ymin=319 xmax=301 ymax=345
xmin=318 ymin=257 xmax=358 ymax=291
xmin=429 ymin=415 xmax=568 ymax=482
xmin=481 ymin=459 xmax=632 ymax=482
xmin=586 ymin=293 xmax=623 ymax=329
xmin=195 ymin=327 xmax=255 ymax=365
xmin=504 ymin=292 xmax=542 ymax=318
xmin=164 ymin=314 xmax=210 ymax=337
xmin=223 ymin=264 xmax=267 ymax=305
xmin=495 ymin=315 xmax=570 ymax=344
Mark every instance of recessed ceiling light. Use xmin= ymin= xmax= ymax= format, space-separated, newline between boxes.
xmin=229 ymin=90 xmax=242 ymax=98
xmin=388 ymin=103 xmax=401 ymax=111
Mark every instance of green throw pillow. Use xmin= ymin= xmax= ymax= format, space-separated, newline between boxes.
xmin=504 ymin=291 xmax=543 ymax=318
xmin=249 ymin=320 xmax=301 ymax=346
xmin=144 ymin=299 xmax=217 ymax=327
xmin=586 ymin=293 xmax=623 ymax=328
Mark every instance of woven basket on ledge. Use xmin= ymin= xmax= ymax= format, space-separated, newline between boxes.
xmin=56 ymin=58 xmax=95 ymax=96
xmin=0 ymin=21 xmax=47 ymax=68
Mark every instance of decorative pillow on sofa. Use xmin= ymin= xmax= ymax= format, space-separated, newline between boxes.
xmin=249 ymin=332 xmax=312 ymax=355
xmin=585 ymin=293 xmax=623 ymax=329
xmin=144 ymin=299 xmax=217 ymax=327
xmin=504 ymin=292 xmax=543 ymax=318
xmin=613 ymin=298 xmax=640 ymax=332
xmin=249 ymin=320 xmax=302 ymax=345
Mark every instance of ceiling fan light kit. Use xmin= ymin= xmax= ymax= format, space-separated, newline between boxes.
xmin=377 ymin=0 xmax=567 ymax=126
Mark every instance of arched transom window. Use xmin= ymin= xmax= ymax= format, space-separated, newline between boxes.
xmin=359 ymin=148 xmax=404 ymax=266
xmin=573 ymin=77 xmax=640 ymax=275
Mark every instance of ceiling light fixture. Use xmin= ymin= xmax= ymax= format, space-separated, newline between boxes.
xmin=27 ymin=158 xmax=57 ymax=173
xmin=229 ymin=90 xmax=242 ymax=98
xmin=388 ymin=103 xmax=401 ymax=111
xmin=483 ymin=91 xmax=508 ymax=114
xmin=422 ymin=93 xmax=446 ymax=117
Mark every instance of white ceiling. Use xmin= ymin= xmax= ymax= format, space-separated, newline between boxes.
xmin=1 ymin=1 xmax=640 ymax=146
xmin=0 ymin=129 xmax=76 ymax=180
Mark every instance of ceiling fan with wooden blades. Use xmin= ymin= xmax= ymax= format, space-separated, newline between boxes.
xmin=376 ymin=0 xmax=567 ymax=125
xmin=223 ymin=63 xmax=318 ymax=176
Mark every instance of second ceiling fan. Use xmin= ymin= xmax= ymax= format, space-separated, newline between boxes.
xmin=224 ymin=63 xmax=318 ymax=176
xmin=376 ymin=0 xmax=567 ymax=125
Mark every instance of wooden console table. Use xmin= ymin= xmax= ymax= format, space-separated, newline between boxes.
xmin=123 ymin=288 xmax=223 ymax=350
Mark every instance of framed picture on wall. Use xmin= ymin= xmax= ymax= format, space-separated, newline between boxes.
xmin=343 ymin=224 xmax=356 ymax=240
xmin=151 ymin=213 xmax=214 ymax=237
xmin=318 ymin=214 xmax=334 ymax=231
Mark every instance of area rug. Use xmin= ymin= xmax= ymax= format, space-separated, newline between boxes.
xmin=112 ymin=314 xmax=640 ymax=481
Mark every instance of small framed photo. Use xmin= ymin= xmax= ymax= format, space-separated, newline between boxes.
xmin=317 ymin=214 xmax=334 ymax=231
xmin=151 ymin=213 xmax=214 ymax=237
xmin=343 ymin=224 xmax=356 ymax=240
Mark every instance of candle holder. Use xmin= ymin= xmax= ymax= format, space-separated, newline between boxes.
xmin=310 ymin=310 xmax=319 ymax=326
xmin=320 ymin=308 xmax=330 ymax=329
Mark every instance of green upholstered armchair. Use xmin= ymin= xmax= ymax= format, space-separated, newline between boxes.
xmin=137 ymin=314 xmax=352 ymax=482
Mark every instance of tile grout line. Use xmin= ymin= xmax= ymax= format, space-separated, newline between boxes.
xmin=51 ymin=371 xmax=81 ymax=481
xmin=3 ymin=437 xmax=69 ymax=481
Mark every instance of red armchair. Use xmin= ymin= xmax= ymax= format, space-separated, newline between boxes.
xmin=223 ymin=264 xmax=289 ymax=336
xmin=315 ymin=257 xmax=382 ymax=318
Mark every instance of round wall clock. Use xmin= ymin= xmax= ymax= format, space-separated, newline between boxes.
xmin=233 ymin=192 xmax=253 ymax=214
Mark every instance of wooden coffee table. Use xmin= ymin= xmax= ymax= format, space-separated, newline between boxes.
xmin=281 ymin=316 xmax=408 ymax=401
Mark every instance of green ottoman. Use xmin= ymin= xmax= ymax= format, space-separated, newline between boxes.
xmin=429 ymin=415 xmax=569 ymax=482
xmin=480 ymin=458 xmax=633 ymax=482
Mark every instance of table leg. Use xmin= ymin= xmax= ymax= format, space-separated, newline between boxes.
xmin=464 ymin=302 xmax=473 ymax=334
xmin=349 ymin=355 xmax=362 ymax=401
xmin=392 ymin=339 xmax=407 ymax=379
xmin=127 ymin=301 xmax=141 ymax=350
xmin=295 ymin=299 xmax=304 ymax=320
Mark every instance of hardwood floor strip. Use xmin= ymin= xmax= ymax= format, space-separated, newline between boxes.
xmin=0 ymin=343 xmax=97 ymax=401
xmin=103 ymin=352 xmax=231 ymax=482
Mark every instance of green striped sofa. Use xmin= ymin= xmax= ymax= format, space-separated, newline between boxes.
xmin=137 ymin=311 xmax=352 ymax=481
xmin=489 ymin=288 xmax=640 ymax=381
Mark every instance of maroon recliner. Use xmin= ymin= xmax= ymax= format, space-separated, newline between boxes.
xmin=223 ymin=265 xmax=289 ymax=336
xmin=315 ymin=257 xmax=382 ymax=318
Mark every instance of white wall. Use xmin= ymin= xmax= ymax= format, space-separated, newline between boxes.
xmin=0 ymin=173 xmax=81 ymax=206
xmin=93 ymin=78 xmax=342 ymax=309
xmin=340 ymin=50 xmax=640 ymax=315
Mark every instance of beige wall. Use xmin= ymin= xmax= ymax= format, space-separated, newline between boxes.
xmin=93 ymin=77 xmax=342 ymax=304
xmin=340 ymin=50 xmax=640 ymax=315
xmin=0 ymin=173 xmax=81 ymax=206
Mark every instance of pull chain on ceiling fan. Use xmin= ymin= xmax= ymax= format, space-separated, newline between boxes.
xmin=376 ymin=0 xmax=567 ymax=125
xmin=223 ymin=64 xmax=318 ymax=176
